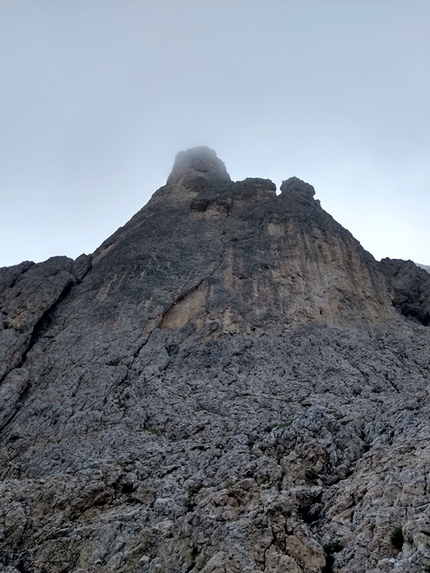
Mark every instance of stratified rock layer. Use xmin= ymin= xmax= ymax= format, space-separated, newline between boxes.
xmin=0 ymin=147 xmax=429 ymax=573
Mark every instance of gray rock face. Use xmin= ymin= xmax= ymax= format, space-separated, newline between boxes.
xmin=0 ymin=148 xmax=429 ymax=573
xmin=0 ymin=255 xmax=92 ymax=432
xmin=380 ymin=258 xmax=430 ymax=326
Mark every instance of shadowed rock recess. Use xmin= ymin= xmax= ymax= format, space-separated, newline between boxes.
xmin=1 ymin=147 xmax=430 ymax=573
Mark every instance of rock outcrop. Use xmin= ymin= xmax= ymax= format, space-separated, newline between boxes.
xmin=0 ymin=147 xmax=429 ymax=573
xmin=380 ymin=258 xmax=430 ymax=326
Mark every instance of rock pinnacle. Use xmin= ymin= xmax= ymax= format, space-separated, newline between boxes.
xmin=166 ymin=146 xmax=231 ymax=186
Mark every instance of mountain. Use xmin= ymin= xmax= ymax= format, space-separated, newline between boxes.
xmin=1 ymin=147 xmax=429 ymax=573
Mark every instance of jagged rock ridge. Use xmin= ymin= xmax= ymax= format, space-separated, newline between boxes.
xmin=0 ymin=147 xmax=429 ymax=573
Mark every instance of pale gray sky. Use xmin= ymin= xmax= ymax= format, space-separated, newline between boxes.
xmin=1 ymin=0 xmax=429 ymax=267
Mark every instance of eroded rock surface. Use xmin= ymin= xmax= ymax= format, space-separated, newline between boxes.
xmin=380 ymin=258 xmax=430 ymax=326
xmin=0 ymin=255 xmax=92 ymax=432
xmin=0 ymin=147 xmax=429 ymax=573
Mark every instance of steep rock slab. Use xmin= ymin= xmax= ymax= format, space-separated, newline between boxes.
xmin=0 ymin=255 xmax=92 ymax=432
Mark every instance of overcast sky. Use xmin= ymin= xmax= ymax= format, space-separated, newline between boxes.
xmin=1 ymin=0 xmax=429 ymax=267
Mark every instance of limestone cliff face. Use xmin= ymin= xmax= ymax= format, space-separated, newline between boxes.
xmin=89 ymin=146 xmax=393 ymax=338
xmin=0 ymin=148 xmax=429 ymax=573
